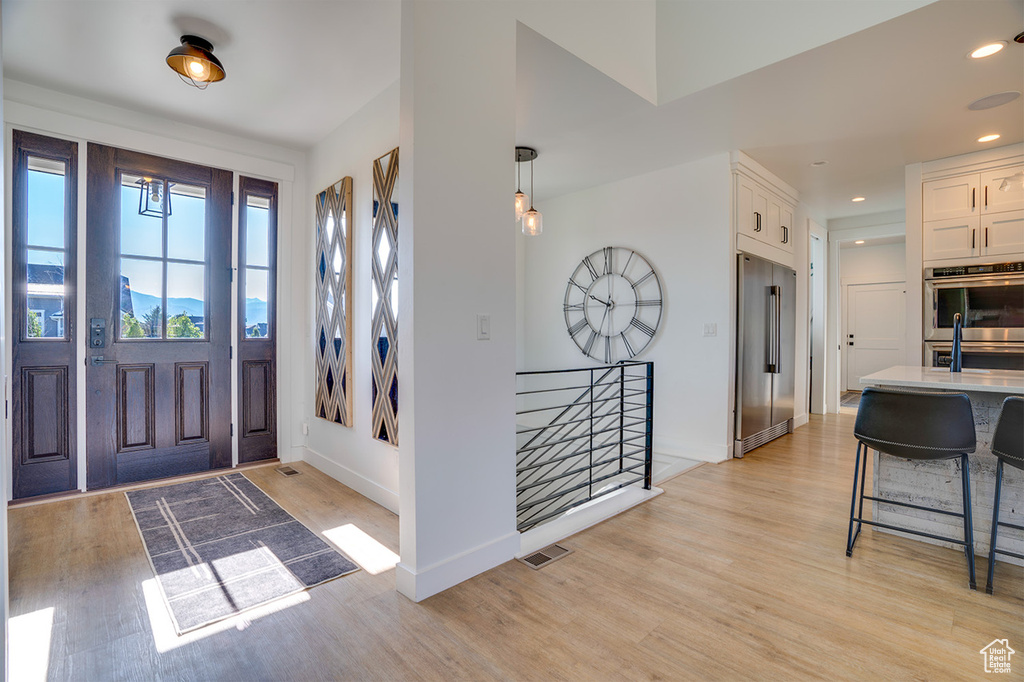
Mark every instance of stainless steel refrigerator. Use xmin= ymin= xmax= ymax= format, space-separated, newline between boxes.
xmin=735 ymin=253 xmax=796 ymax=457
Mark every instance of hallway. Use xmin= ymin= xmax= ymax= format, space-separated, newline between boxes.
xmin=9 ymin=414 xmax=1022 ymax=680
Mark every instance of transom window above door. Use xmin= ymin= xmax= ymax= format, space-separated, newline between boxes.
xmin=118 ymin=172 xmax=208 ymax=340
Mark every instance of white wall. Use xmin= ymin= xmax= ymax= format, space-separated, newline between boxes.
xmin=521 ymin=154 xmax=734 ymax=466
xmin=304 ymin=83 xmax=401 ymax=513
xmin=655 ymin=0 xmax=932 ymax=104
xmin=840 ymin=242 xmax=907 ymax=283
xmin=396 ymin=0 xmax=520 ymax=602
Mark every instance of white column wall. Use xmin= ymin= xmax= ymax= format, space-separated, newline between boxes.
xmin=396 ymin=1 xmax=519 ymax=601
xmin=521 ymin=155 xmax=734 ymax=465
xmin=304 ymin=83 xmax=401 ymax=513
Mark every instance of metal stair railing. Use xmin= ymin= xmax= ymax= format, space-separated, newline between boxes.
xmin=515 ymin=361 xmax=653 ymax=531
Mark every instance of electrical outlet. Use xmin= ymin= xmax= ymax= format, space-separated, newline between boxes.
xmin=703 ymin=322 xmax=717 ymax=337
xmin=302 ymin=420 xmax=309 ymax=435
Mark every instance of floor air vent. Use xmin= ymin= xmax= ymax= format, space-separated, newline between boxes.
xmin=518 ymin=543 xmax=573 ymax=570
xmin=276 ymin=466 xmax=301 ymax=477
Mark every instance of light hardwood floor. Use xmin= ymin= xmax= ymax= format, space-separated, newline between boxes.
xmin=9 ymin=414 xmax=1023 ymax=680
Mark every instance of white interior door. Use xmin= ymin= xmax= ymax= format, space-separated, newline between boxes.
xmin=845 ymin=282 xmax=906 ymax=391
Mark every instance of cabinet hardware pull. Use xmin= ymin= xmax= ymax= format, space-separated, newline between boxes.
xmin=782 ymin=226 xmax=788 ymax=244
xmin=985 ymin=227 xmax=988 ymax=248
xmin=972 ymin=229 xmax=975 ymax=249
xmin=985 ymin=186 xmax=988 ymax=208
xmin=754 ymin=212 xmax=761 ymax=232
xmin=972 ymin=188 xmax=976 ymax=209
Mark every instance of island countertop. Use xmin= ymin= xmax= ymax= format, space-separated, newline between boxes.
xmin=859 ymin=365 xmax=1024 ymax=394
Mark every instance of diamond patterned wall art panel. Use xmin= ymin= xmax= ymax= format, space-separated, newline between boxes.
xmin=371 ymin=148 xmax=399 ymax=445
xmin=314 ymin=177 xmax=353 ymax=426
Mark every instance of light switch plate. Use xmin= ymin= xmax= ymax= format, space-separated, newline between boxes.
xmin=477 ymin=314 xmax=491 ymax=341
xmin=703 ymin=322 xmax=717 ymax=337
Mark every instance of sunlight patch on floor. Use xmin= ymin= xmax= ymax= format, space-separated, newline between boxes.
xmin=323 ymin=523 xmax=399 ymax=575
xmin=142 ymin=578 xmax=309 ymax=653
xmin=9 ymin=606 xmax=55 ymax=682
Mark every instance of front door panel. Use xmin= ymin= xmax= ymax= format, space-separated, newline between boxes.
xmin=85 ymin=144 xmax=232 ymax=489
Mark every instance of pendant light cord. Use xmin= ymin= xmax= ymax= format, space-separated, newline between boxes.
xmin=517 ymin=156 xmax=522 ymax=193
xmin=529 ymin=158 xmax=535 ymax=210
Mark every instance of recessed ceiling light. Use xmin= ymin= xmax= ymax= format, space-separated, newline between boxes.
xmin=968 ymin=91 xmax=1021 ymax=110
xmin=852 ymin=196 xmax=866 ymax=202
xmin=810 ymin=160 xmax=828 ymax=167
xmin=969 ymin=42 xmax=1006 ymax=59
xmin=854 ymin=240 xmax=865 ymax=245
xmin=978 ymin=133 xmax=1001 ymax=143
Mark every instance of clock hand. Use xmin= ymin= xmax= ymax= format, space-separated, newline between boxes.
xmin=588 ymin=294 xmax=611 ymax=307
xmin=598 ymin=302 xmax=610 ymax=336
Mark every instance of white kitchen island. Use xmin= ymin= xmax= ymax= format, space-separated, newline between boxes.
xmin=859 ymin=366 xmax=1024 ymax=565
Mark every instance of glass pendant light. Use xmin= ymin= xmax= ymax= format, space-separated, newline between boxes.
xmin=515 ymin=147 xmax=542 ymax=236
xmin=522 ymin=155 xmax=542 ymax=236
xmin=514 ymin=151 xmax=529 ymax=221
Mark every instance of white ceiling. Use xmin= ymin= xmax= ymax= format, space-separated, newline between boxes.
xmin=1 ymin=0 xmax=401 ymax=151
xmin=3 ymin=0 xmax=1022 ymax=223
xmin=516 ymin=0 xmax=1024 ymax=220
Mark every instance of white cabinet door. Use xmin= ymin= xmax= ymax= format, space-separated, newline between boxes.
xmin=845 ymin=282 xmax=906 ymax=391
xmin=923 ymin=216 xmax=979 ymax=262
xmin=923 ymin=175 xmax=979 ymax=221
xmin=779 ymin=204 xmax=795 ymax=253
xmin=736 ymin=176 xmax=756 ymax=238
xmin=982 ymin=211 xmax=1024 ymax=258
xmin=981 ymin=166 xmax=1024 ymax=214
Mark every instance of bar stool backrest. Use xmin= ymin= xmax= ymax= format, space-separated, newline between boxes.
xmin=855 ymin=387 xmax=976 ymax=460
xmin=992 ymin=396 xmax=1023 ymax=471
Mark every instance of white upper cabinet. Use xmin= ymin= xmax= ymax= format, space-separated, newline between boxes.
xmin=922 ymin=216 xmax=978 ymax=261
xmin=733 ymin=167 xmax=796 ymax=256
xmin=981 ymin=165 xmax=1024 ymax=214
xmin=921 ymin=157 xmax=1024 ymax=264
xmin=982 ymin=212 xmax=1024 ymax=258
xmin=923 ymin=175 xmax=979 ymax=222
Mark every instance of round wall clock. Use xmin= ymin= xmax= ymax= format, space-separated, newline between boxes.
xmin=563 ymin=246 xmax=663 ymax=364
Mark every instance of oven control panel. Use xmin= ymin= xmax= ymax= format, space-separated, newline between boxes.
xmin=927 ymin=261 xmax=1024 ymax=278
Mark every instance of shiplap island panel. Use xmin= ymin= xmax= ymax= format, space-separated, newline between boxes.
xmin=859 ymin=366 xmax=1024 ymax=566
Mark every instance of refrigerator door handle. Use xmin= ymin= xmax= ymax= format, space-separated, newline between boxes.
xmin=773 ymin=284 xmax=782 ymax=374
xmin=766 ymin=285 xmax=777 ymax=373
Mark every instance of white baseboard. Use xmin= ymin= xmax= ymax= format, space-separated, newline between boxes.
xmin=396 ymin=530 xmax=520 ymax=602
xmin=655 ymin=435 xmax=731 ymax=464
xmin=652 ymin=453 xmax=704 ymax=484
xmin=301 ymin=447 xmax=399 ymax=514
xmin=794 ymin=413 xmax=809 ymax=428
xmin=518 ymin=485 xmax=663 ymax=557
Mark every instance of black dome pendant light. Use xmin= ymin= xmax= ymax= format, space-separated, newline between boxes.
xmin=166 ymin=35 xmax=226 ymax=89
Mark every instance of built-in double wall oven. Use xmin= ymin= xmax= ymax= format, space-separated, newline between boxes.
xmin=924 ymin=260 xmax=1024 ymax=370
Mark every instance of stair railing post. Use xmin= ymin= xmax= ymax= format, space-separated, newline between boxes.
xmin=619 ymin=364 xmax=625 ymax=472
xmin=589 ymin=368 xmax=595 ymax=502
xmin=644 ymin=362 xmax=654 ymax=490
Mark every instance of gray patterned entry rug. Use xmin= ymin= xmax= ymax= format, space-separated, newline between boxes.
xmin=126 ymin=473 xmax=358 ymax=634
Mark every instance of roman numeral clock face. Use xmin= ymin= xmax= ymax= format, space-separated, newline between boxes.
xmin=563 ymin=246 xmax=663 ymax=363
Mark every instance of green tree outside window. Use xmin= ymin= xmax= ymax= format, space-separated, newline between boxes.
xmin=27 ymin=310 xmax=43 ymax=337
xmin=122 ymin=312 xmax=145 ymax=338
xmin=167 ymin=311 xmax=202 ymax=338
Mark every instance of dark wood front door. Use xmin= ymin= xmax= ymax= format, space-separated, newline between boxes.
xmin=11 ymin=131 xmax=79 ymax=499
xmin=237 ymin=176 xmax=278 ymax=463
xmin=85 ymin=144 xmax=232 ymax=488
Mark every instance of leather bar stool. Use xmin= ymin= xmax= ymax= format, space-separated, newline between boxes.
xmin=847 ymin=387 xmax=977 ymax=589
xmin=985 ymin=395 xmax=1023 ymax=594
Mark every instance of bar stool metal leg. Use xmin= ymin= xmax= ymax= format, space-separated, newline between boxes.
xmin=847 ymin=442 xmax=864 ymax=556
xmin=986 ymin=459 xmax=1004 ymax=594
xmin=961 ymin=453 xmax=977 ymax=590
